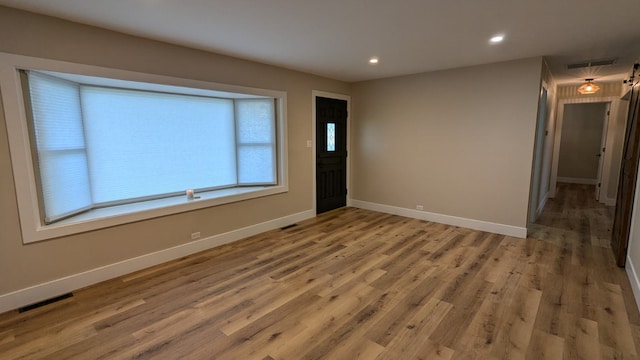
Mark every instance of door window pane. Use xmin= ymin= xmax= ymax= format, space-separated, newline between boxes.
xmin=327 ymin=123 xmax=336 ymax=152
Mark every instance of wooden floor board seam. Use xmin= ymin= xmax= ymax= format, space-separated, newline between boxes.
xmin=0 ymin=183 xmax=638 ymax=359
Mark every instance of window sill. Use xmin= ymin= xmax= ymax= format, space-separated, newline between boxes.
xmin=26 ymin=185 xmax=287 ymax=244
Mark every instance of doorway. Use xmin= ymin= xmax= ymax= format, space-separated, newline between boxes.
xmin=556 ymin=102 xmax=609 ymax=199
xmin=549 ymin=96 xmax=623 ymax=207
xmin=315 ymin=96 xmax=348 ymax=214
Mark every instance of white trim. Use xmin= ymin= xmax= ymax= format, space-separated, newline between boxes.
xmin=0 ymin=52 xmax=289 ymax=243
xmin=0 ymin=209 xmax=314 ymax=314
xmin=311 ymin=90 xmax=351 ymax=215
xmin=557 ymin=177 xmax=598 ymax=185
xmin=350 ymin=200 xmax=527 ymax=238
xmin=626 ymin=255 xmax=640 ymax=314
xmin=528 ymin=83 xmax=548 ymax=224
xmin=536 ymin=191 xmax=549 ymax=218
xmin=595 ymin=103 xmax=611 ymax=201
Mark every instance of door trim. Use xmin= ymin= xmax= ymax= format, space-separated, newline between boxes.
xmin=596 ymin=103 xmax=611 ymax=201
xmin=527 ymin=85 xmax=548 ymax=224
xmin=550 ymin=96 xmax=622 ymax=205
xmin=312 ymin=90 xmax=351 ymax=215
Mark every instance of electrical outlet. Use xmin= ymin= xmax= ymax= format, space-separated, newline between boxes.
xmin=416 ymin=205 xmax=424 ymax=211
xmin=191 ymin=232 xmax=201 ymax=240
xmin=306 ymin=140 xmax=312 ymax=148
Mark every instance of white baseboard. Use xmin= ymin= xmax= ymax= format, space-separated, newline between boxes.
xmin=0 ymin=210 xmax=314 ymax=314
xmin=557 ymin=177 xmax=598 ymax=185
xmin=626 ymin=256 xmax=640 ymax=314
xmin=349 ymin=199 xmax=527 ymax=238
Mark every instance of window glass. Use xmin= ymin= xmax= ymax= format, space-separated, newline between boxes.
xmin=327 ymin=123 xmax=336 ymax=152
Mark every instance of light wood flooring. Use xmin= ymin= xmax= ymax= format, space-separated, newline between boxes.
xmin=1 ymin=183 xmax=639 ymax=359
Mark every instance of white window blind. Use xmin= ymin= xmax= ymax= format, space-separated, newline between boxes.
xmin=235 ymin=99 xmax=277 ymax=184
xmin=28 ymin=72 xmax=92 ymax=222
xmin=26 ymin=70 xmax=277 ymax=223
xmin=81 ymin=87 xmax=237 ymax=204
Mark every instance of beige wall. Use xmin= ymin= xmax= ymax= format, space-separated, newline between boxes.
xmin=557 ymin=103 xmax=608 ymax=180
xmin=350 ymin=57 xmax=543 ymax=228
xmin=0 ymin=7 xmax=350 ymax=295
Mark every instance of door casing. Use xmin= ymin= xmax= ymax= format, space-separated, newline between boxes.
xmin=528 ymin=86 xmax=548 ymax=224
xmin=595 ymin=104 xmax=611 ymax=201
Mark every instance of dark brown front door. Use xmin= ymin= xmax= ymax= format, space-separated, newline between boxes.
xmin=612 ymin=80 xmax=640 ymax=266
xmin=316 ymin=96 xmax=347 ymax=214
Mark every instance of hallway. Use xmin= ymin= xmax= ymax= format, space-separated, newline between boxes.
xmin=528 ymin=182 xmax=640 ymax=358
xmin=531 ymin=182 xmax=614 ymax=248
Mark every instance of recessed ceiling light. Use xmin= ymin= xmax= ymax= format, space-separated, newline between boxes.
xmin=369 ymin=57 xmax=379 ymax=64
xmin=489 ymin=35 xmax=504 ymax=43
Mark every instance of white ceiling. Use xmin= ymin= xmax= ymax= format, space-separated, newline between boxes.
xmin=1 ymin=0 xmax=639 ymax=84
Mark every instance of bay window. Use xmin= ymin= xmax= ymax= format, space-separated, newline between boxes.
xmin=0 ymin=53 xmax=287 ymax=243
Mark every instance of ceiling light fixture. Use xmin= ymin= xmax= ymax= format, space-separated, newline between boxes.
xmin=369 ymin=57 xmax=379 ymax=64
xmin=489 ymin=35 xmax=504 ymax=43
xmin=577 ymin=78 xmax=601 ymax=95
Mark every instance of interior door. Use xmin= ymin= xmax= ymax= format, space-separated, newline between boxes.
xmin=316 ymin=96 xmax=347 ymax=214
xmin=528 ymin=87 xmax=548 ymax=224
xmin=595 ymin=104 xmax=610 ymax=201
xmin=612 ymin=84 xmax=640 ymax=266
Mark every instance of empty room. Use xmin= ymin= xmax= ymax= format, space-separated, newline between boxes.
xmin=1 ymin=1 xmax=640 ymax=359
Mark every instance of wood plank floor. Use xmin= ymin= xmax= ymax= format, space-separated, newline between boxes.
xmin=1 ymin=183 xmax=639 ymax=359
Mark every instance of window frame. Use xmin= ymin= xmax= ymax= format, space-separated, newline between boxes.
xmin=0 ymin=53 xmax=288 ymax=244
